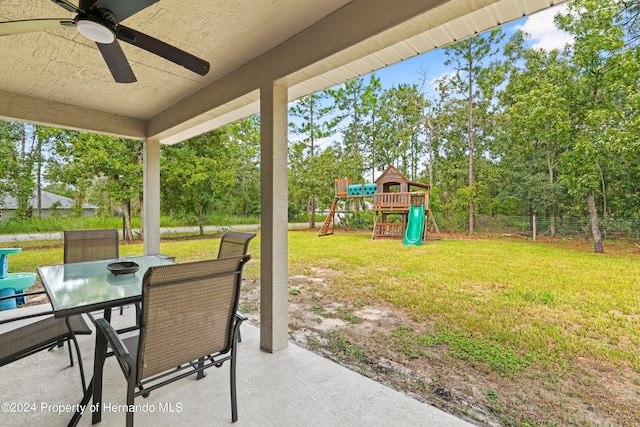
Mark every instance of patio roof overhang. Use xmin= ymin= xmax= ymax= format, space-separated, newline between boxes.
xmin=0 ymin=0 xmax=568 ymax=352
xmin=1 ymin=0 xmax=567 ymax=143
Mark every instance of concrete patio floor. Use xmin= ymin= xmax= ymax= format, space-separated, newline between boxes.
xmin=1 ymin=307 xmax=473 ymax=426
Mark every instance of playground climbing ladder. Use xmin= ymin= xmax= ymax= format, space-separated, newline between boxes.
xmin=318 ymin=199 xmax=338 ymax=236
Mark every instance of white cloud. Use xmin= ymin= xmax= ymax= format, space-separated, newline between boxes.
xmin=516 ymin=3 xmax=574 ymax=51
xmin=430 ymin=71 xmax=457 ymax=90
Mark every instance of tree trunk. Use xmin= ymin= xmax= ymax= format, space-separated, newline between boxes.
xmin=139 ymin=193 xmax=144 ymax=240
xmin=467 ymin=41 xmax=475 ymax=236
xmin=546 ymin=153 xmax=556 ymax=237
xmin=198 ymin=206 xmax=204 ymax=236
xmin=597 ymin=161 xmax=607 ymax=240
xmin=427 ymin=128 xmax=434 ymax=188
xmin=36 ymin=136 xmax=42 ymax=216
xmin=309 ymin=197 xmax=316 ymax=229
xmin=123 ymin=199 xmax=134 ymax=242
xmin=587 ymin=191 xmax=604 ymax=254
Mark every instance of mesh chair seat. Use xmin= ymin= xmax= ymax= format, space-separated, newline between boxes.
xmin=0 ymin=315 xmax=91 ymax=366
xmin=0 ymin=290 xmax=91 ymax=393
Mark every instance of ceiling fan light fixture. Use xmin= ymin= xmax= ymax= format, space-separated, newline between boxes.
xmin=76 ymin=18 xmax=115 ymax=44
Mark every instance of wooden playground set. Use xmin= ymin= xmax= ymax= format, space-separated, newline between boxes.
xmin=318 ymin=166 xmax=440 ymax=244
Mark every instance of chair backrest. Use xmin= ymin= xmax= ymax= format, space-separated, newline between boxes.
xmin=137 ymin=255 xmax=250 ymax=381
xmin=64 ymin=229 xmax=119 ymax=263
xmin=217 ymin=232 xmax=256 ymax=259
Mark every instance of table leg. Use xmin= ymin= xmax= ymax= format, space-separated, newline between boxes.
xmin=91 ymin=307 xmax=111 ymax=425
xmin=67 ymin=378 xmax=93 ymax=427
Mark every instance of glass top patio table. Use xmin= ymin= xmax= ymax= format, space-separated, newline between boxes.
xmin=38 ymin=255 xmax=174 ymax=317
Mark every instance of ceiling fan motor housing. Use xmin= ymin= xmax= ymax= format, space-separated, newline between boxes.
xmin=75 ymin=13 xmax=116 ymax=44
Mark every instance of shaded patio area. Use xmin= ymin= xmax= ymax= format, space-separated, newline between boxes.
xmin=1 ymin=307 xmax=472 ymax=426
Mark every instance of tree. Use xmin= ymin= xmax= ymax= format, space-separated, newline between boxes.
xmin=0 ymin=122 xmax=51 ymax=220
xmin=376 ymin=84 xmax=425 ymax=179
xmin=50 ymin=132 xmax=143 ymax=241
xmin=555 ymin=0 xmax=640 ymax=253
xmin=289 ymin=92 xmax=336 ymax=227
xmin=500 ymin=36 xmax=573 ymax=236
xmin=161 ymin=130 xmax=237 ymax=235
xmin=621 ymin=0 xmax=640 ymax=46
xmin=0 ymin=121 xmax=25 ymax=210
xmin=443 ymin=28 xmax=506 ymax=234
xmin=226 ymin=116 xmax=261 ymax=218
xmin=329 ymin=75 xmax=382 ymax=182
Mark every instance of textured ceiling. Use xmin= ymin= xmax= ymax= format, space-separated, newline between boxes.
xmin=0 ymin=0 xmax=567 ymax=143
xmin=0 ymin=0 xmax=349 ymax=120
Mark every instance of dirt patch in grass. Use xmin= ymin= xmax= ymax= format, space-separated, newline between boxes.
xmin=239 ymin=263 xmax=640 ymax=427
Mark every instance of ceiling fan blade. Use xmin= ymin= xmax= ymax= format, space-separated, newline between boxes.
xmin=116 ymin=25 xmax=210 ymax=76
xmin=50 ymin=0 xmax=81 ymax=14
xmin=92 ymin=0 xmax=159 ymax=24
xmin=0 ymin=19 xmax=75 ymax=36
xmin=96 ymin=41 xmax=137 ymax=83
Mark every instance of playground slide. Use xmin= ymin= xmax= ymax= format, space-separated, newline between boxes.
xmin=403 ymin=205 xmax=425 ymax=246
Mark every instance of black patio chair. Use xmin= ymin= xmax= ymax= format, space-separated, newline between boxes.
xmin=64 ymin=229 xmax=132 ymax=317
xmin=217 ymin=231 xmax=255 ymax=342
xmin=63 ymin=229 xmax=120 ymax=264
xmin=0 ymin=290 xmax=91 ymax=393
xmin=93 ymin=255 xmax=250 ymax=426
xmin=217 ymin=231 xmax=256 ymax=259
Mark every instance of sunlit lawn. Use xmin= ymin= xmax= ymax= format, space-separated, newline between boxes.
xmin=7 ymin=230 xmax=640 ymax=374
xmin=288 ymin=232 xmax=640 ymax=374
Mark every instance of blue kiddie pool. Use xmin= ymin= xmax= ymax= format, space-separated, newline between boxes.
xmin=0 ymin=248 xmax=37 ymax=311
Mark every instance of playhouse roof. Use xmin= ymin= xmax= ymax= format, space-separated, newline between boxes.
xmin=375 ymin=166 xmax=407 ymax=184
xmin=375 ymin=166 xmax=430 ymax=190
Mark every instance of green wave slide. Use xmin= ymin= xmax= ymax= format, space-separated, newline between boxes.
xmin=403 ymin=204 xmax=424 ymax=246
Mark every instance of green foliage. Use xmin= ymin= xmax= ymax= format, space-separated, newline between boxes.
xmin=0 ymin=215 xmax=134 ymax=234
xmin=225 ymin=116 xmax=261 ymax=218
xmin=47 ymin=131 xmax=143 ymax=240
xmin=161 ymin=130 xmax=238 ymax=234
xmin=326 ymin=329 xmax=365 ymax=361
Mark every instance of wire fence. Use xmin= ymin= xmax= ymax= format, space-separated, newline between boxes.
xmin=437 ymin=215 xmax=640 ymax=241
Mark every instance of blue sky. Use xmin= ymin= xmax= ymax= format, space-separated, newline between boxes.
xmin=367 ymin=3 xmax=572 ymax=93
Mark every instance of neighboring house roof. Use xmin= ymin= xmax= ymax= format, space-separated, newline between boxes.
xmin=0 ymin=190 xmax=97 ymax=210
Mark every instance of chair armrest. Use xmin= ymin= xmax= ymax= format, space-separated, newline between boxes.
xmin=235 ymin=311 xmax=248 ymax=323
xmin=0 ymin=294 xmax=54 ymax=325
xmin=0 ymin=289 xmax=47 ymax=302
xmin=95 ymin=318 xmax=135 ymax=367
xmin=0 ymin=309 xmax=54 ymax=325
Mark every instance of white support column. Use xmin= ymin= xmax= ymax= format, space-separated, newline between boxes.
xmin=260 ymin=82 xmax=289 ymax=353
xmin=142 ymin=139 xmax=161 ymax=256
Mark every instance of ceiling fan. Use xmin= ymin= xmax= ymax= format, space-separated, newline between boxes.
xmin=0 ymin=0 xmax=210 ymax=83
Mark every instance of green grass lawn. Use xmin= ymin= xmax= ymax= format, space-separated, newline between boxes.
xmin=9 ymin=231 xmax=639 ymax=374
xmin=287 ymin=232 xmax=640 ymax=374
xmin=6 ymin=230 xmax=640 ymax=424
